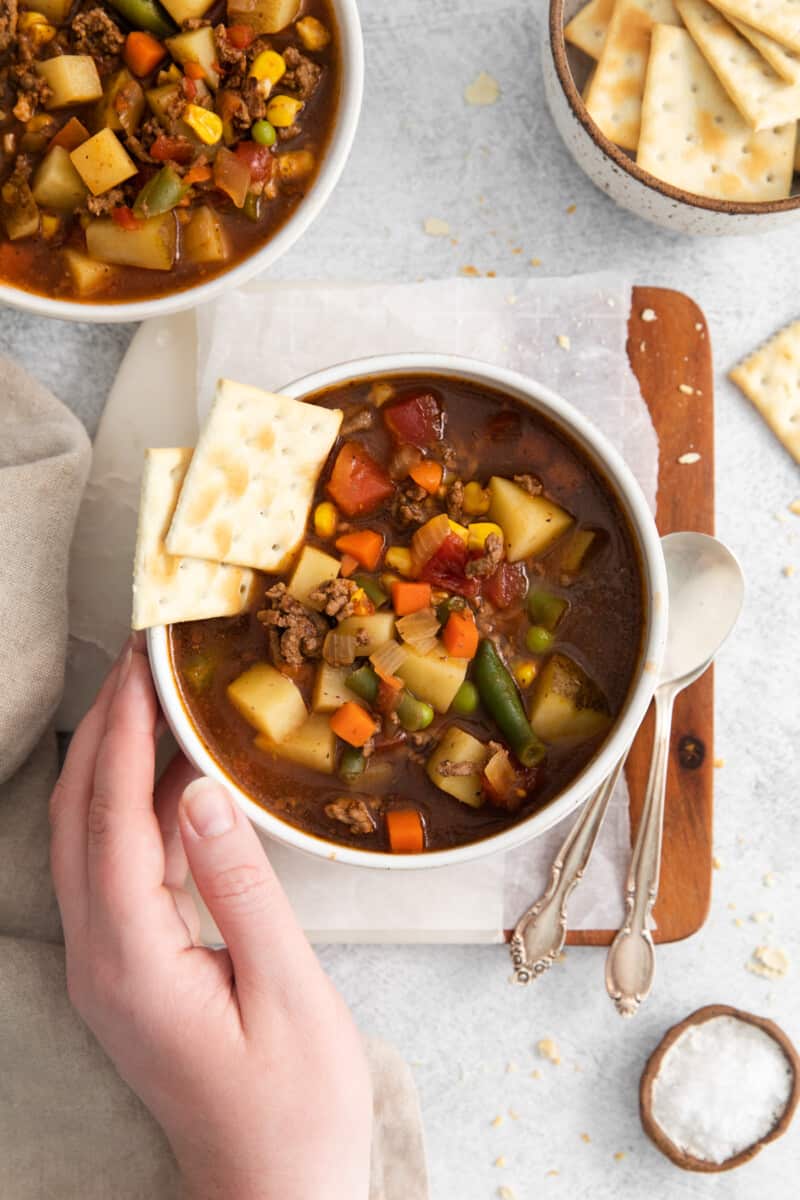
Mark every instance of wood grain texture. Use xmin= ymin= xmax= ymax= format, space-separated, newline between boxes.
xmin=559 ymin=287 xmax=715 ymax=946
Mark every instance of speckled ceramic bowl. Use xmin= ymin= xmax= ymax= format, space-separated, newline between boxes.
xmin=544 ymin=0 xmax=800 ymax=235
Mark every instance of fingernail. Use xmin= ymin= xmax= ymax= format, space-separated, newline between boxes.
xmin=115 ymin=638 xmax=134 ymax=694
xmin=182 ymin=778 xmax=235 ymax=838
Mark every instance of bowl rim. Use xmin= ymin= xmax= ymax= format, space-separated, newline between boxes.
xmin=549 ymin=0 xmax=800 ymax=217
xmin=148 ymin=352 xmax=668 ymax=870
xmin=0 ymin=0 xmax=364 ymax=324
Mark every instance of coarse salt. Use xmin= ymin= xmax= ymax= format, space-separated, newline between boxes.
xmin=641 ymin=308 xmax=657 ymax=322
xmin=650 ymin=1016 xmax=794 ymax=1165
xmin=678 ymin=452 xmax=701 ymax=465
xmin=557 ymin=334 xmax=571 ymax=351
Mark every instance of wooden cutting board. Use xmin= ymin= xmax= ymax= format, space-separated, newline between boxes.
xmin=567 ymin=286 xmax=715 ymax=946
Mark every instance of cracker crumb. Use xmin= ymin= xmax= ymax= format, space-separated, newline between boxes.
xmin=727 ymin=902 xmax=736 ymax=911
xmin=678 ymin=452 xmax=701 ymax=464
xmin=613 ymin=1152 xmax=626 ymax=1162
xmin=491 ymin=1115 xmax=504 ymax=1128
xmin=537 ymin=1038 xmax=560 ymax=1065
xmin=460 ymin=265 xmax=480 ymax=277
xmin=712 ymin=855 xmax=723 ymax=870
xmin=557 ymin=334 xmax=571 ymax=351
xmin=530 ymin=257 xmax=541 ymax=266
xmin=580 ymin=1132 xmax=591 ymax=1143
xmin=678 ymin=383 xmax=695 ymax=395
xmin=423 ymin=217 xmax=450 ymax=237
xmin=639 ymin=340 xmax=646 ymax=352
xmin=545 ymin=1169 xmax=560 ymax=1178
xmin=487 ymin=270 xmax=497 ymax=278
xmin=506 ymin=294 xmax=518 ymax=305
xmin=751 ymin=911 xmax=772 ymax=924
xmin=713 ymin=757 xmax=725 ymax=768
xmin=789 ymin=499 xmax=800 ymax=516
xmin=783 ymin=565 xmax=795 ymax=578
xmin=530 ymin=1069 xmax=541 ymax=1079
xmin=465 ymin=71 xmax=500 ymax=106
xmin=566 ymin=204 xmax=576 ymax=214
xmin=511 ymin=246 xmax=522 ymax=255
xmin=747 ymin=945 xmax=789 ymax=979
xmin=450 ymin=237 xmax=459 ymax=246
xmin=641 ymin=308 xmax=657 ymax=322
xmin=695 ymin=322 xmax=703 ymax=331
xmin=734 ymin=917 xmax=744 ymax=928
xmin=494 ymin=1156 xmax=507 ymax=1168
xmin=764 ymin=872 xmax=777 ymax=887
xmin=508 ymin=1108 xmax=520 ymax=1121
xmin=506 ymin=1061 xmax=518 ymax=1074
xmin=498 ymin=1188 xmax=516 ymax=1200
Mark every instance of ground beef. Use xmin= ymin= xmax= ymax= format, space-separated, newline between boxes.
xmin=257 ymin=582 xmax=327 ymax=667
xmin=71 ymin=8 xmax=124 ymax=75
xmin=282 ymin=44 xmax=322 ymax=101
xmin=514 ymin=473 xmax=543 ymax=496
xmin=10 ymin=64 xmax=51 ymax=121
xmin=214 ymin=23 xmax=247 ymax=71
xmin=84 ymin=186 xmax=125 ymax=216
xmin=408 ymin=729 xmax=437 ymax=751
xmin=0 ymin=0 xmax=17 ymax=55
xmin=466 ymin=532 xmax=504 ymax=579
xmin=276 ymin=122 xmax=301 ymax=142
xmin=445 ymin=479 xmax=464 ymax=522
xmin=437 ymin=759 xmax=483 ymax=777
xmin=241 ymin=74 xmax=270 ymax=121
xmin=325 ymin=798 xmax=375 ymax=834
xmin=308 ymin=577 xmax=359 ymax=620
xmin=392 ymin=479 xmax=429 ymax=528
xmin=340 ymin=406 xmax=375 ymax=435
xmin=161 ymin=87 xmax=188 ymax=124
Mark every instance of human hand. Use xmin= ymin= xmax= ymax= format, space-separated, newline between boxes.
xmin=50 ymin=636 xmax=372 ymax=1200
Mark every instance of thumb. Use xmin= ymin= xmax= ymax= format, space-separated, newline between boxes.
xmin=179 ymin=778 xmax=317 ymax=1006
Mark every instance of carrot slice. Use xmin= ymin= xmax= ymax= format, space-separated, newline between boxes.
xmin=330 ymin=701 xmax=378 ymax=748
xmin=183 ymin=163 xmax=212 ymax=185
xmin=184 ymin=61 xmax=206 ymax=80
xmin=386 ymin=809 xmax=425 ymax=854
xmin=339 ymin=553 xmax=359 ymax=578
xmin=391 ymin=580 xmax=431 ymax=616
xmin=409 ymin=460 xmax=443 ymax=494
xmin=442 ymin=609 xmax=479 ymax=659
xmin=123 ymin=31 xmax=167 ymax=77
xmin=335 ymin=529 xmax=384 ymax=570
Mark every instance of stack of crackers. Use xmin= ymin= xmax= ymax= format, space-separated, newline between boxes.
xmin=566 ymin=0 xmax=800 ymax=202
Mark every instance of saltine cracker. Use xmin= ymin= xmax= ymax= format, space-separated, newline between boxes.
xmin=709 ymin=0 xmax=800 ymax=54
xmin=726 ymin=15 xmax=800 ymax=81
xmin=564 ymin=0 xmax=614 ymax=60
xmin=730 ymin=322 xmax=800 ymax=463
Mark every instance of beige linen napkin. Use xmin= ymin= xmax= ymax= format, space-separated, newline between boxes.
xmin=0 ymin=358 xmax=428 ymax=1199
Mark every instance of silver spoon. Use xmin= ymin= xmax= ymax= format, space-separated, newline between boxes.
xmin=510 ymin=532 xmax=743 ymax=986
xmin=605 ymin=531 xmax=744 ymax=1016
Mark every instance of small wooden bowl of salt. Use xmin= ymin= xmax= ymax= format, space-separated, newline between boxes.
xmin=640 ymin=1004 xmax=799 ymax=1172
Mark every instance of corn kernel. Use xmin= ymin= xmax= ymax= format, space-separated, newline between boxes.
xmin=277 ymin=149 xmax=315 ymax=181
xmin=514 ymin=661 xmax=538 ymax=689
xmin=182 ymin=104 xmax=222 ymax=146
xmin=40 ymin=212 xmax=60 ymax=239
xmin=296 ymin=15 xmax=331 ymax=51
xmin=462 ymin=481 xmax=491 ymax=516
xmin=385 ymin=547 xmax=414 ymax=577
xmin=447 ymin=519 xmax=469 ymax=544
xmin=467 ymin=522 xmax=503 ymax=553
xmin=18 ymin=11 xmax=56 ymax=43
xmin=250 ymin=49 xmax=286 ymax=85
xmin=313 ymin=501 xmax=338 ymax=539
xmin=266 ymin=94 xmax=304 ymax=128
xmin=351 ymin=588 xmax=372 ymax=616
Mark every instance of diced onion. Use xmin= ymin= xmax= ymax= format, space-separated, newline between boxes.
xmin=396 ymin=606 xmax=440 ymax=654
xmin=323 ymin=630 xmax=358 ymax=666
xmin=411 ymin=512 xmax=450 ymax=568
xmin=369 ymin=639 xmax=407 ymax=680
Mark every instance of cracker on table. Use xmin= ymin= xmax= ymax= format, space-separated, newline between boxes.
xmin=564 ymin=0 xmax=615 ymax=60
xmin=726 ymin=14 xmax=800 ymax=81
xmin=730 ymin=321 xmax=800 ymax=463
xmin=132 ymin=448 xmax=257 ymax=630
xmin=678 ymin=0 xmax=800 ymax=131
xmin=584 ymin=0 xmax=680 ymax=151
xmin=637 ymin=24 xmax=795 ymax=200
xmin=709 ymin=0 xmax=800 ymax=54
xmin=166 ymin=379 xmax=343 ymax=573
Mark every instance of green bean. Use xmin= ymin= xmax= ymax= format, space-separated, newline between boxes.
xmin=525 ymin=625 xmax=555 ymax=655
xmin=133 ymin=165 xmax=186 ymax=218
xmin=345 ymin=665 xmax=379 ymax=705
xmin=339 ymin=747 xmax=366 ymax=780
xmin=451 ymin=680 xmax=479 ymax=716
xmin=106 ymin=0 xmax=175 ymax=37
xmin=527 ymin=589 xmax=568 ymax=631
xmin=243 ymin=191 xmax=262 ymax=222
xmin=474 ymin=639 xmax=546 ymax=767
xmin=353 ymin=574 xmax=388 ymax=608
xmin=436 ymin=595 xmax=466 ymax=626
xmin=396 ymin=691 xmax=434 ymax=732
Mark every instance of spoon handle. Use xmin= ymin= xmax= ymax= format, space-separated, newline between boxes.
xmin=510 ymin=756 xmax=627 ymax=984
xmin=605 ymin=686 xmax=675 ymax=1017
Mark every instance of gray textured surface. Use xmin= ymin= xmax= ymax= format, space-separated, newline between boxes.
xmin=3 ymin=1 xmax=799 ymax=1196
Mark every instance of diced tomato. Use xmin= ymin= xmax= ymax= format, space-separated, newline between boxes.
xmin=484 ymin=561 xmax=527 ymax=610
xmin=150 ymin=135 xmax=194 ymax=164
xmin=376 ymin=679 xmax=402 ymax=715
xmin=383 ymin=389 xmax=446 ymax=447
xmin=419 ymin=533 xmax=479 ymax=598
xmin=326 ymin=442 xmax=395 ymax=517
xmin=111 ymin=205 xmax=143 ymax=230
xmin=181 ymin=75 xmax=197 ymax=100
xmin=227 ymin=23 xmax=255 ymax=48
xmin=234 ymin=141 xmax=274 ymax=183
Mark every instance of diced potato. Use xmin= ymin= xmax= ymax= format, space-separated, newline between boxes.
xmin=488 ymin=476 xmax=574 ymax=562
xmin=277 ymin=150 xmax=316 ymax=181
xmin=37 ymin=56 xmax=103 ymax=109
xmin=166 ymin=27 xmax=221 ymax=90
xmin=427 ymin=726 xmax=489 ymax=807
xmin=96 ymin=68 xmax=146 ymax=136
xmin=560 ymin=529 xmax=597 ymax=575
xmin=226 ymin=0 xmax=300 ymax=34
xmin=255 ymin=713 xmax=336 ymax=775
xmin=161 ymin=0 xmax=215 ymax=23
xmin=32 ymin=146 xmax=87 ymax=211
xmin=529 ymin=654 xmax=611 ymax=743
xmin=85 ymin=213 xmax=178 ymax=270
xmin=1 ymin=184 xmax=39 ymax=240
xmin=70 ymin=128 xmax=137 ymax=195
xmin=288 ymin=545 xmax=341 ymax=606
xmin=21 ymin=0 xmax=72 ymax=19
xmin=183 ymin=205 xmax=230 ymax=264
xmin=296 ymin=15 xmax=330 ymax=51
xmin=397 ymin=644 xmax=468 ymax=713
xmin=336 ymin=613 xmax=397 ymax=657
xmin=312 ymin=664 xmax=359 ymax=714
xmin=62 ymin=248 xmax=116 ymax=297
xmin=228 ymin=662 xmax=307 ymax=742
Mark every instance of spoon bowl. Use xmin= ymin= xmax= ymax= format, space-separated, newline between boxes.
xmin=660 ymin=533 xmax=745 ymax=686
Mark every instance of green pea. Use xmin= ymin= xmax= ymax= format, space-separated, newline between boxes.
xmin=526 ymin=625 xmax=555 ymax=655
xmin=252 ymin=119 xmax=277 ymax=147
xmin=396 ymin=691 xmax=434 ymax=732
xmin=451 ymin=680 xmax=479 ymax=716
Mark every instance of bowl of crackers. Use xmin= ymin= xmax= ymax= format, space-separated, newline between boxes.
xmin=545 ymin=0 xmax=800 ymax=234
